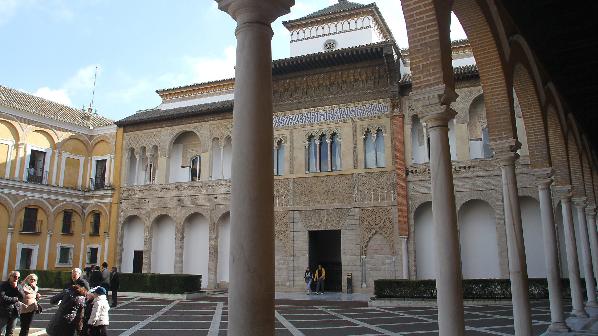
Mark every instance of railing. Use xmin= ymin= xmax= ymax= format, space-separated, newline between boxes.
xmin=21 ymin=219 xmax=43 ymax=233
xmin=26 ymin=170 xmax=48 ymax=185
xmin=92 ymin=176 xmax=106 ymax=190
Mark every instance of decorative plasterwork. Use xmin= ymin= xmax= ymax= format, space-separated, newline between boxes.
xmin=299 ymin=208 xmax=351 ymax=231
xmin=360 ymin=207 xmax=394 ymax=255
xmin=274 ymin=100 xmax=389 ymax=128
xmin=274 ymin=211 xmax=292 ymax=256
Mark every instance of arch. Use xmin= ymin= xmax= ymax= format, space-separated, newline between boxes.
xmin=414 ymin=202 xmax=434 ymax=279
xmin=222 ymin=136 xmax=232 ymax=179
xmin=90 ymin=134 xmax=114 ymax=148
xmin=508 ymin=35 xmax=546 ymax=105
xmin=60 ymin=135 xmax=91 ymax=155
xmin=519 ymin=196 xmax=546 ymax=277
xmin=457 ymin=199 xmax=500 ymax=279
xmin=581 ymin=150 xmax=595 ymax=204
xmin=120 ymin=215 xmax=145 ymax=273
xmin=217 ymin=211 xmax=231 ymax=283
xmin=411 ymin=115 xmax=428 ymax=164
xmin=27 ymin=129 xmax=56 ymax=149
xmin=169 ymin=131 xmax=201 ymax=183
xmin=546 ymin=105 xmax=570 ymax=186
xmin=52 ymin=202 xmax=84 ymax=232
xmin=126 ymin=148 xmax=137 ymax=186
xmin=182 ymin=213 xmax=209 ymax=284
xmin=467 ymin=94 xmax=492 ymax=159
xmin=0 ymin=195 xmax=14 ymax=225
xmin=567 ymin=130 xmax=585 ymax=197
xmin=0 ymin=119 xmax=21 ymax=143
xmin=511 ymin=62 xmax=549 ymax=168
xmin=91 ymin=139 xmax=112 ymax=157
xmin=150 ymin=214 xmax=175 ymax=274
xmin=453 ymin=0 xmax=517 ymax=144
xmin=12 ymin=198 xmax=53 ymax=229
xmin=211 ymin=137 xmax=222 ymax=180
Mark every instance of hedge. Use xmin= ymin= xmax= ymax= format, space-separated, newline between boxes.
xmin=374 ymin=278 xmax=574 ymax=300
xmin=17 ymin=270 xmax=202 ymax=294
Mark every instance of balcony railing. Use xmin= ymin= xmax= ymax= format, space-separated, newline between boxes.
xmin=27 ymin=170 xmax=48 ymax=185
xmin=21 ymin=219 xmax=43 ymax=233
xmin=91 ymin=176 xmax=107 ymax=190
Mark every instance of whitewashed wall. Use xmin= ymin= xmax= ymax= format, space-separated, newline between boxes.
xmin=169 ymin=144 xmax=189 ymax=183
xmin=183 ymin=214 xmax=210 ymax=284
xmin=121 ymin=217 xmax=144 ymax=273
xmin=217 ymin=214 xmax=231 ymax=283
xmin=520 ymin=197 xmax=546 ymax=278
xmin=151 ymin=216 xmax=176 ymax=274
xmin=415 ymin=202 xmax=435 ymax=279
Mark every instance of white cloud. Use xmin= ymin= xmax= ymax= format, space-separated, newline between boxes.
xmin=33 ymin=87 xmax=72 ymax=106
xmin=184 ymin=46 xmax=236 ymax=83
xmin=64 ymin=64 xmax=101 ymax=93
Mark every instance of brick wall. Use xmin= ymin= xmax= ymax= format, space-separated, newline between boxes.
xmin=546 ymin=107 xmax=570 ymax=186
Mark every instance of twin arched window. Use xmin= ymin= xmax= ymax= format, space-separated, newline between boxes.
xmin=364 ymin=128 xmax=385 ymax=168
xmin=274 ymin=139 xmax=285 ymax=176
xmin=306 ymin=133 xmax=341 ymax=173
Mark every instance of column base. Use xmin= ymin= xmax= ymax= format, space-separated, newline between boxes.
xmin=546 ymin=322 xmax=570 ymax=333
xmin=586 ymin=300 xmax=598 ymax=308
xmin=571 ymin=308 xmax=589 ymax=318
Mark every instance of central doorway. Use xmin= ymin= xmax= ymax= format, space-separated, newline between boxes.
xmin=308 ymin=230 xmax=342 ymax=292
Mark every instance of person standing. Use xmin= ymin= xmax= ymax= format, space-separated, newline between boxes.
xmin=109 ymin=267 xmax=119 ymax=307
xmin=71 ymin=268 xmax=90 ymax=291
xmin=314 ymin=264 xmax=326 ymax=295
xmin=17 ymin=274 xmax=40 ymax=336
xmin=303 ymin=267 xmax=313 ymax=295
xmin=99 ymin=263 xmax=110 ymax=292
xmin=89 ymin=266 xmax=103 ymax=289
xmin=87 ymin=287 xmax=109 ymax=336
xmin=47 ymin=285 xmax=87 ymax=336
xmin=0 ymin=271 xmax=22 ymax=336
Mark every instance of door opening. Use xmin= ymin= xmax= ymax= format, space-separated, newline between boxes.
xmin=133 ymin=250 xmax=143 ymax=273
xmin=308 ymin=230 xmax=342 ymax=292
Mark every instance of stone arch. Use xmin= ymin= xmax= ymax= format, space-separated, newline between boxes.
xmin=84 ymin=204 xmax=109 ymax=234
xmin=90 ymin=134 xmax=114 ymax=148
xmin=457 ymin=199 xmax=501 ymax=279
xmin=0 ymin=118 xmax=22 ymax=143
xmin=59 ymin=134 xmax=92 ymax=155
xmin=216 ymin=211 xmax=231 ymax=284
xmin=12 ymin=198 xmax=53 ymax=229
xmin=168 ymin=131 xmax=201 ymax=183
xmin=52 ymin=202 xmax=84 ymax=232
xmin=453 ymin=0 xmax=517 ymax=145
xmin=119 ymin=215 xmax=145 ymax=273
xmin=150 ymin=214 xmax=176 ymax=274
xmin=546 ymin=105 xmax=570 ymax=186
xmin=467 ymin=94 xmax=491 ymax=159
xmin=508 ymin=35 xmax=546 ymax=104
xmin=0 ymin=194 xmax=14 ymax=222
xmin=456 ymin=192 xmax=500 ymax=214
xmin=26 ymin=129 xmax=57 ymax=149
xmin=413 ymin=201 xmax=434 ymax=279
xmin=166 ymin=129 xmax=202 ymax=155
xmin=510 ymin=61 xmax=549 ymax=168
xmin=182 ymin=212 xmax=209 ymax=282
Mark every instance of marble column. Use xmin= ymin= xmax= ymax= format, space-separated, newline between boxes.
xmin=497 ymin=149 xmax=532 ymax=336
xmin=573 ymin=198 xmax=598 ymax=306
xmin=537 ymin=176 xmax=568 ymax=332
xmin=422 ymin=108 xmax=465 ymax=335
xmin=43 ymin=230 xmax=53 ymax=270
xmin=401 ymin=236 xmax=409 ymax=279
xmin=2 ymin=228 xmax=13 ymax=281
xmin=585 ymin=206 xmax=598 ymax=289
xmin=556 ymin=188 xmax=588 ymax=317
xmin=79 ymin=233 xmax=86 ymax=268
xmin=216 ymin=0 xmax=293 ymax=334
xmin=103 ymin=233 xmax=110 ymax=263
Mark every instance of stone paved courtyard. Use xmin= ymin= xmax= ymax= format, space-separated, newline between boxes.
xmin=16 ymin=291 xmax=598 ymax=335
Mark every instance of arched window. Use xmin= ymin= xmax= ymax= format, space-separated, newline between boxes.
xmin=319 ymin=134 xmax=330 ymax=172
xmin=375 ymin=129 xmax=385 ymax=167
xmin=274 ymin=139 xmax=285 ymax=176
xmin=411 ymin=116 xmax=428 ymax=164
xmin=364 ymin=130 xmax=376 ymax=168
xmin=331 ymin=133 xmax=341 ymax=171
xmin=222 ymin=137 xmax=232 ymax=179
xmin=307 ymin=135 xmax=317 ymax=173
xmin=190 ymin=155 xmax=201 ymax=181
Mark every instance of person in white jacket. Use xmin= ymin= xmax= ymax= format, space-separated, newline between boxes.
xmin=87 ymin=287 xmax=110 ymax=336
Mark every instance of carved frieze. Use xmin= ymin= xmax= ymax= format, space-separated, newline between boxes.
xmin=299 ymin=208 xmax=351 ymax=231
xmin=360 ymin=207 xmax=394 ymax=255
xmin=274 ymin=211 xmax=292 ymax=256
xmin=292 ymin=175 xmax=353 ymax=206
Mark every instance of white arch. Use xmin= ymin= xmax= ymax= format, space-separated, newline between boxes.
xmin=520 ymin=197 xmax=546 ymax=278
xmin=121 ymin=216 xmax=144 ymax=273
xmin=458 ymin=200 xmax=500 ymax=279
xmin=151 ymin=215 xmax=175 ymax=274
xmin=217 ymin=212 xmax=231 ymax=283
xmin=222 ymin=137 xmax=232 ymax=179
xmin=183 ymin=213 xmax=209 ymax=286
xmin=414 ymin=202 xmax=435 ymax=279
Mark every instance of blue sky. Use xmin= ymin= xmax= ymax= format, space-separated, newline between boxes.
xmin=0 ymin=0 xmax=466 ymax=121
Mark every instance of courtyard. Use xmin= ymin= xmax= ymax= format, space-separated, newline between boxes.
xmin=16 ymin=290 xmax=597 ymax=335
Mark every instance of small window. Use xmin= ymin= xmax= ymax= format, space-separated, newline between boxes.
xmin=62 ymin=210 xmax=73 ymax=234
xmin=190 ymin=155 xmax=201 ymax=181
xmin=87 ymin=247 xmax=99 ymax=265
xmin=94 ymin=159 xmax=107 ymax=189
xmin=22 ymin=207 xmax=39 ymax=233
xmin=323 ymin=39 xmax=337 ymax=51
xmin=90 ymin=212 xmax=101 ymax=236
xmin=57 ymin=245 xmax=73 ymax=266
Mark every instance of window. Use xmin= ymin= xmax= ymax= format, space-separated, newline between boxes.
xmin=27 ymin=150 xmax=47 ymax=184
xmin=190 ymin=155 xmax=201 ymax=181
xmin=94 ymin=159 xmax=107 ymax=189
xmin=22 ymin=207 xmax=39 ymax=233
xmin=307 ymin=136 xmax=317 ymax=173
xmin=306 ymin=133 xmax=342 ymax=173
xmin=364 ymin=128 xmax=385 ymax=168
xmin=331 ymin=133 xmax=342 ymax=171
xmin=90 ymin=212 xmax=101 ymax=236
xmin=319 ymin=134 xmax=330 ymax=172
xmin=62 ymin=210 xmax=73 ymax=234
xmin=87 ymin=246 xmax=99 ymax=265
xmin=273 ymin=139 xmax=285 ymax=176
xmin=56 ymin=245 xmax=73 ymax=266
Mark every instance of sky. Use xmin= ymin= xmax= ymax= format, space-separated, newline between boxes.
xmin=0 ymin=0 xmax=466 ymax=122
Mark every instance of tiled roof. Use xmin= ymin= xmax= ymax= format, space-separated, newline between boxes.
xmin=284 ymin=1 xmax=371 ymax=24
xmin=116 ymin=100 xmax=233 ymax=127
xmin=0 ymin=85 xmax=113 ymax=128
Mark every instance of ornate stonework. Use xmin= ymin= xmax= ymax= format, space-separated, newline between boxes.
xmin=298 ymin=208 xmax=351 ymax=231
xmin=274 ymin=211 xmax=292 ymax=256
xmin=360 ymin=207 xmax=395 ymax=255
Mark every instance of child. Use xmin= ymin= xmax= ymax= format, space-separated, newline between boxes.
xmin=87 ymin=287 xmax=110 ymax=336
xmin=304 ymin=267 xmax=312 ymax=295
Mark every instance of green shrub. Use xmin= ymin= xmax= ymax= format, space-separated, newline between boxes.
xmin=18 ymin=270 xmax=201 ymax=294
xmin=374 ymin=278 xmax=568 ymax=300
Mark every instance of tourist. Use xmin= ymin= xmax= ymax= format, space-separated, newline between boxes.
xmin=89 ymin=266 xmax=103 ymax=288
xmin=81 ymin=288 xmax=96 ymax=336
xmin=100 ymin=262 xmax=110 ymax=292
xmin=304 ymin=267 xmax=313 ymax=295
xmin=314 ymin=264 xmax=326 ymax=295
xmin=47 ymin=285 xmax=87 ymax=336
xmin=17 ymin=274 xmax=41 ymax=336
xmin=87 ymin=287 xmax=110 ymax=336
xmin=71 ymin=268 xmax=90 ymax=291
xmin=109 ymin=267 xmax=119 ymax=307
xmin=0 ymin=271 xmax=22 ymax=336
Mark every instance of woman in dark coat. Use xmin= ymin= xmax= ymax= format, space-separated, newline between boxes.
xmin=46 ymin=285 xmax=87 ymax=336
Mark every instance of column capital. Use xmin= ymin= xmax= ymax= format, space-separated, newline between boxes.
xmin=411 ymin=85 xmax=458 ymax=126
xmin=533 ymin=168 xmax=554 ymax=190
xmin=47 ymin=230 xmax=53 ymax=235
xmin=216 ymin=0 xmax=294 ymax=24
xmin=553 ymin=185 xmax=573 ymax=201
xmin=492 ymin=138 xmax=521 ymax=163
xmin=572 ymin=197 xmax=587 ymax=208
xmin=7 ymin=227 xmax=14 ymax=234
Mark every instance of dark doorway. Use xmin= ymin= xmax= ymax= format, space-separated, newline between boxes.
xmin=133 ymin=250 xmax=143 ymax=273
xmin=309 ymin=230 xmax=342 ymax=292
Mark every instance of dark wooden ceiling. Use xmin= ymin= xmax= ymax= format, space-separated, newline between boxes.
xmin=500 ymin=0 xmax=598 ymax=149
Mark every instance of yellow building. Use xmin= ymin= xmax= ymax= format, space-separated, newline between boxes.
xmin=0 ymin=84 xmax=120 ymax=280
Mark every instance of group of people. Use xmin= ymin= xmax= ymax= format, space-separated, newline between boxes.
xmin=0 ymin=263 xmax=120 ymax=336
xmin=304 ymin=264 xmax=326 ymax=295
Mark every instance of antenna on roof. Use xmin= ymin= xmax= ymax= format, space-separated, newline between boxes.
xmin=88 ymin=66 xmax=99 ymax=114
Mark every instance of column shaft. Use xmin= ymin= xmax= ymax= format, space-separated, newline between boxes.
xmin=228 ymin=21 xmax=276 ymax=335
xmin=427 ymin=119 xmax=465 ymax=336
xmin=538 ymin=181 xmax=567 ymax=331
xmin=43 ymin=231 xmax=53 ymax=270
xmin=586 ymin=209 xmax=598 ymax=288
xmin=499 ymin=155 xmax=532 ymax=336
xmin=574 ymin=201 xmax=597 ymax=306
xmin=561 ymin=197 xmax=588 ymax=317
xmin=2 ymin=229 xmax=13 ymax=280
